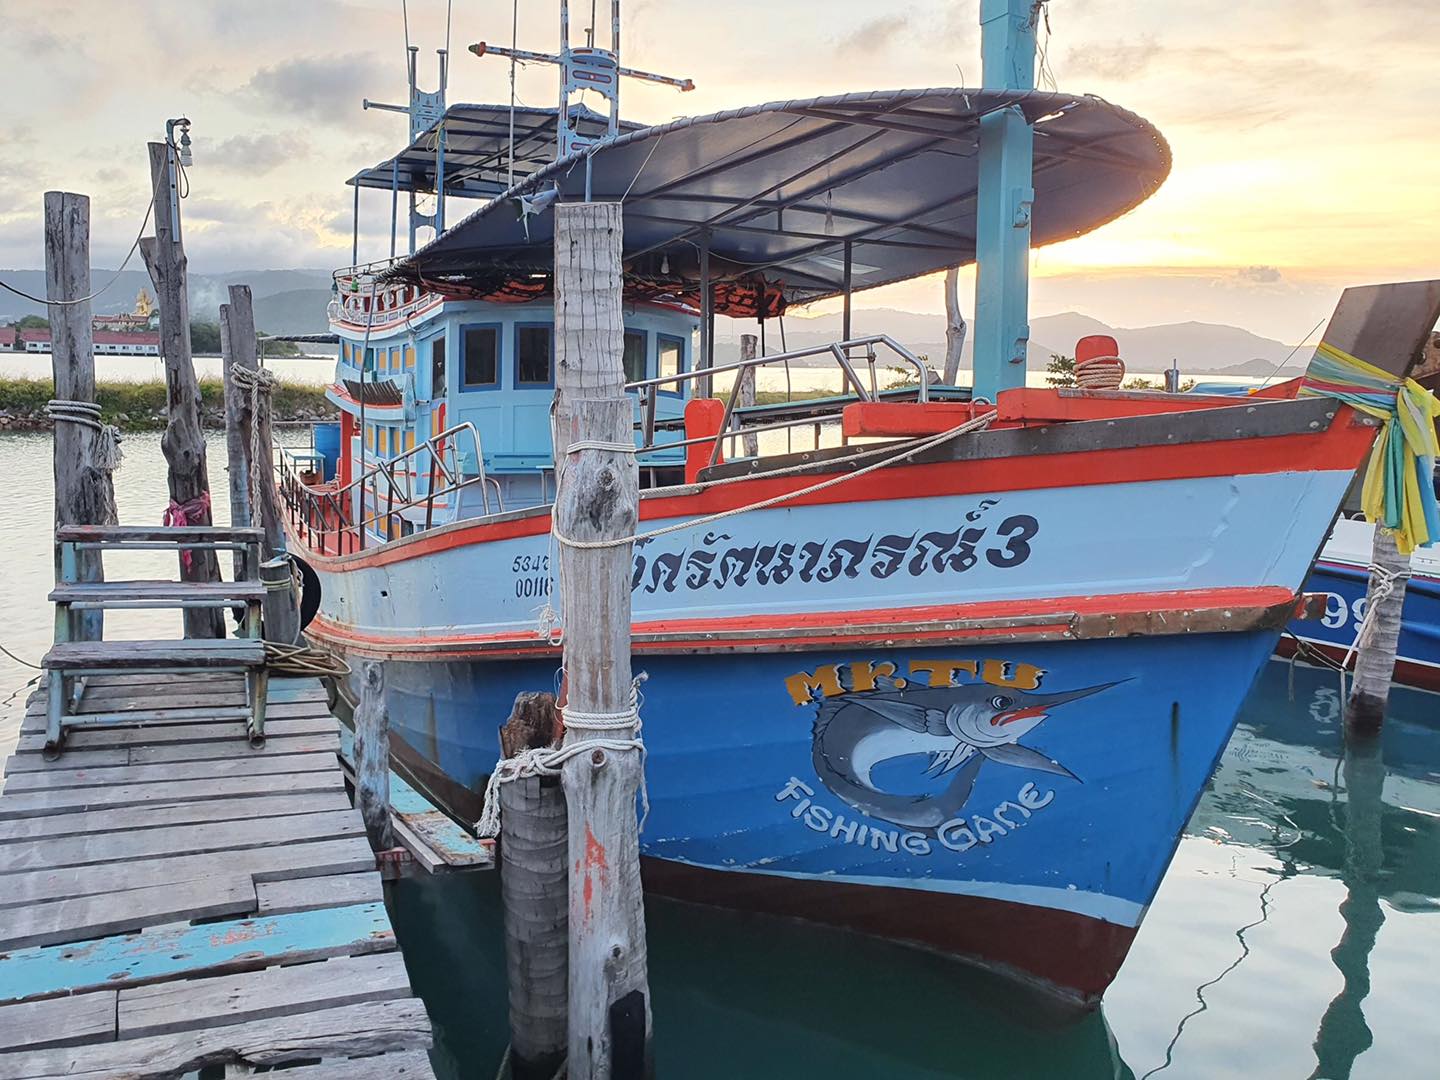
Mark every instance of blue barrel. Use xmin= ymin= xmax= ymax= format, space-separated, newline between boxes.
xmin=312 ymin=422 xmax=341 ymax=482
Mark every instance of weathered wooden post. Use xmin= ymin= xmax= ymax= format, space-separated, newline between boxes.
xmin=1345 ymin=530 xmax=1410 ymax=731
xmin=499 ymin=691 xmax=568 ymax=1080
xmin=737 ymin=332 xmax=758 ymax=458
xmin=353 ymin=661 xmax=393 ymax=850
xmin=552 ymin=200 xmax=652 ymax=1079
xmin=139 ymin=140 xmax=223 ymax=639
xmin=220 ymin=285 xmax=297 ymax=642
xmin=44 ymin=191 xmax=118 ymax=643
xmin=943 ymin=265 xmax=967 ymax=385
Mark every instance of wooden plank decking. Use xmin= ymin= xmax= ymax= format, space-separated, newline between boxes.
xmin=0 ymin=672 xmax=439 ymax=1079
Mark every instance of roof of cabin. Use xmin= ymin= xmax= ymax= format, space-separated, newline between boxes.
xmin=387 ymin=87 xmax=1170 ymax=310
xmin=348 ymin=103 xmax=646 ymax=200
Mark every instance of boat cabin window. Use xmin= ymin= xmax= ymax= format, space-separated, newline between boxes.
xmin=462 ymin=325 xmax=500 ymax=389
xmin=515 ymin=324 xmax=554 ymax=387
xmin=623 ymin=330 xmax=647 ymax=383
xmin=657 ymin=333 xmax=685 ymax=393
xmin=430 ymin=335 xmax=446 ymax=394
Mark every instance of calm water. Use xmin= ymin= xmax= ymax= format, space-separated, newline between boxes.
xmin=2 ymin=434 xmax=1437 ymax=1078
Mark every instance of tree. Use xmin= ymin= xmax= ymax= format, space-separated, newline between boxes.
xmin=260 ymin=334 xmax=301 ymax=358
xmin=15 ymin=314 xmax=49 ymax=331
xmin=189 ymin=319 xmax=222 ymax=353
xmin=1045 ymin=353 xmax=1076 ymax=387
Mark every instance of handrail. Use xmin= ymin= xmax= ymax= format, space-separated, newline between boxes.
xmin=627 ymin=334 xmax=931 ymax=463
xmin=276 ymin=420 xmax=501 ymax=554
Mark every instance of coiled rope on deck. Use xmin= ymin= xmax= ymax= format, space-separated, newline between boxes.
xmin=46 ymin=399 xmax=123 ymax=471
xmin=1301 ymin=341 xmax=1440 ymax=554
xmin=474 ymin=676 xmax=649 ymax=840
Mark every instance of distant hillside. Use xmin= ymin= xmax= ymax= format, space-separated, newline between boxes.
xmin=0 ymin=268 xmax=334 ymax=326
xmin=253 ymin=289 xmax=333 ymax=336
xmin=739 ymin=308 xmax=1298 ymax=375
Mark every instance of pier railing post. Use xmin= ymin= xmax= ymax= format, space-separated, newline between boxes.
xmin=552 ymin=200 xmax=652 ymax=1079
xmin=499 ymin=691 xmax=569 ymax=1080
xmin=737 ymin=333 xmax=758 ymax=458
xmin=44 ymin=191 xmax=118 ymax=643
xmin=221 ymin=285 xmax=296 ymax=643
xmin=140 ymin=140 xmax=223 ymax=639
xmin=1345 ymin=528 xmax=1410 ymax=731
xmin=354 ymin=660 xmax=393 ymax=850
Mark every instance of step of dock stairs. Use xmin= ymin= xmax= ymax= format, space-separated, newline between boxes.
xmin=41 ymin=525 xmax=271 ymax=755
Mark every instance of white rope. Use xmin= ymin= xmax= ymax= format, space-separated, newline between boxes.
xmin=552 ymin=412 xmax=994 ymax=551
xmin=231 ymin=364 xmax=277 ymax=525
xmin=475 ymin=679 xmax=648 ymax=839
xmin=1339 ymin=559 xmax=1411 ymax=698
xmin=46 ymin=399 xmax=123 ymax=470
xmin=566 ymin=439 xmax=637 ymax=455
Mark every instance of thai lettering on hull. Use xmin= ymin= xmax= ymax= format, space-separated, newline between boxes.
xmin=630 ymin=500 xmax=1038 ymax=595
xmin=777 ymin=656 xmax=1122 ymax=858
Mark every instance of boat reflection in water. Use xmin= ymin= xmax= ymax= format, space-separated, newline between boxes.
xmin=390 ymin=658 xmax=1440 ymax=1079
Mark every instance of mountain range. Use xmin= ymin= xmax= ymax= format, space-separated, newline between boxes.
xmin=1 ymin=268 xmax=1302 ymax=377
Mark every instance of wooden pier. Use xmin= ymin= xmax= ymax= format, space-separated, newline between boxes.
xmin=0 ymin=672 xmax=438 ymax=1078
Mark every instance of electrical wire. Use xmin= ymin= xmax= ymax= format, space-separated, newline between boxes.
xmin=0 ymin=156 xmax=166 ymax=307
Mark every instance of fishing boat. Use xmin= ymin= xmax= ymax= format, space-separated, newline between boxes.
xmin=276 ymin=2 xmax=1440 ymax=1005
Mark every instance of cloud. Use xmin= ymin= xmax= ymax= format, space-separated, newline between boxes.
xmin=200 ymin=132 xmax=311 ymax=174
xmin=835 ymin=13 xmax=912 ymax=57
xmin=242 ymin=54 xmax=379 ymax=122
xmin=1235 ymin=265 xmax=1282 ymax=284
xmin=1064 ymin=37 xmax=1163 ymax=80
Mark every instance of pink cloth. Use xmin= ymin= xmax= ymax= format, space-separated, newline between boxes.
xmin=164 ymin=491 xmax=212 ymax=571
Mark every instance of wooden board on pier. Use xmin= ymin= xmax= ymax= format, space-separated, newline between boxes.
xmin=0 ymin=673 xmax=438 ymax=1079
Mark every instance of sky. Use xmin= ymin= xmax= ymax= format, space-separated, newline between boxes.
xmin=0 ymin=0 xmax=1435 ymax=341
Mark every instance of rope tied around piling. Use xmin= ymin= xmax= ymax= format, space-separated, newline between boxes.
xmin=475 ymin=676 xmax=649 ymax=839
xmin=231 ymin=364 xmax=277 ymax=526
xmin=1338 ymin=559 xmax=1412 ymax=699
xmin=45 ymin=399 xmax=123 ymax=471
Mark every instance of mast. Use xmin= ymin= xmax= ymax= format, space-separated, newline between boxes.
xmin=972 ymin=0 xmax=1039 ymax=401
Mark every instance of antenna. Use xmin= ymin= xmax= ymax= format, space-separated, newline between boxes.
xmin=471 ymin=0 xmax=693 ymax=160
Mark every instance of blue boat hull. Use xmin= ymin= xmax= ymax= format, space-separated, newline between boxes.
xmin=1288 ymin=561 xmax=1440 ymax=691
xmin=348 ymin=627 xmax=1280 ymax=1002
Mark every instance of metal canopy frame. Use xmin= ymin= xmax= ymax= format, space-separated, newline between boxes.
xmin=389 ymin=87 xmax=1171 ymax=309
xmin=348 ymin=103 xmax=647 ymax=201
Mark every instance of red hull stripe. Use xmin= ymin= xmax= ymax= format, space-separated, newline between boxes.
xmin=294 ymin=417 xmax=1371 ymax=574
xmin=304 ymin=585 xmax=1298 ymax=661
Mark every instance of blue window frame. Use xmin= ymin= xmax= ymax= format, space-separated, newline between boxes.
xmin=514 ymin=323 xmax=554 ymax=388
xmin=460 ymin=323 xmax=502 ymax=390
xmin=657 ymin=333 xmax=686 ymax=396
xmin=622 ymin=329 xmax=648 ymax=384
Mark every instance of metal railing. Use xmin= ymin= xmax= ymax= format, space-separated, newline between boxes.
xmin=277 ymin=420 xmax=502 ymax=555
xmin=627 ymin=334 xmax=931 ymax=467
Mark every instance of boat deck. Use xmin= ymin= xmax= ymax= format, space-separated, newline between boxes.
xmin=0 ymin=672 xmax=437 ymax=1078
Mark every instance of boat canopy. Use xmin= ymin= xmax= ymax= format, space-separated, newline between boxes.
xmin=349 ymin=103 xmax=645 ymax=201
xmin=386 ymin=88 xmax=1170 ymax=312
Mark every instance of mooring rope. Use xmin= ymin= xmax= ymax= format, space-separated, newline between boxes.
xmin=45 ymin=399 xmax=123 ymax=471
xmin=551 ymin=411 xmax=995 ymax=552
xmin=262 ymin=641 xmax=351 ymax=679
xmin=474 ymin=677 xmax=649 ymax=839
xmin=1338 ymin=560 xmax=1411 ymax=699
xmin=231 ymin=364 xmax=278 ymax=526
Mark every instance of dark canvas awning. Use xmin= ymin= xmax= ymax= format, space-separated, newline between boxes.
xmin=389 ymin=87 xmax=1170 ymax=308
xmin=349 ymin=103 xmax=645 ymax=200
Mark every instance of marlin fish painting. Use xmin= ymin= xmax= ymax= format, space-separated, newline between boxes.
xmin=810 ymin=676 xmax=1115 ymax=831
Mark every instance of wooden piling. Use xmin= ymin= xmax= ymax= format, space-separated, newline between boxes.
xmin=220 ymin=285 xmax=296 ymax=643
xmin=737 ymin=333 xmax=759 ymax=458
xmin=353 ymin=661 xmax=393 ymax=850
xmin=44 ymin=191 xmax=117 ymax=643
xmin=139 ymin=140 xmax=223 ymax=639
xmin=552 ymin=200 xmax=652 ymax=1079
xmin=1345 ymin=529 xmax=1410 ymax=731
xmin=498 ymin=692 xmax=567 ymax=1080
xmin=943 ymin=266 xmax=967 ymax=385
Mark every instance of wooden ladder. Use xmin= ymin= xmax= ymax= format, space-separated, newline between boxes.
xmin=42 ymin=525 xmax=270 ymax=755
